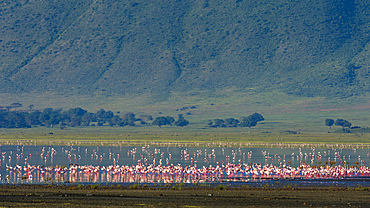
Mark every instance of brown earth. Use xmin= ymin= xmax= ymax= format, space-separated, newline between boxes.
xmin=0 ymin=185 xmax=369 ymax=207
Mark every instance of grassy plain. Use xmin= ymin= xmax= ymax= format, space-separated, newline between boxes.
xmin=0 ymin=90 xmax=369 ymax=146
xmin=0 ymin=125 xmax=369 ymax=147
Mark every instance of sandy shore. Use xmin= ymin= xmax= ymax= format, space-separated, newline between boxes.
xmin=0 ymin=185 xmax=369 ymax=207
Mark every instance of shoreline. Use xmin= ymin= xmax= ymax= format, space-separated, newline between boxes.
xmin=0 ymin=184 xmax=369 ymax=207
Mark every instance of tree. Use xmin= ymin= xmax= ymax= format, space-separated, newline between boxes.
xmin=335 ymin=118 xmax=350 ymax=129
xmin=96 ymin=109 xmax=106 ymax=120
xmin=68 ymin=116 xmax=82 ymax=127
xmin=213 ymin=119 xmax=225 ymax=127
xmin=325 ymin=118 xmax=334 ymax=129
xmin=240 ymin=116 xmax=257 ymax=129
xmin=0 ymin=111 xmax=29 ymax=128
xmin=28 ymin=104 xmax=34 ymax=111
xmin=117 ymin=120 xmax=129 ymax=127
xmin=66 ymin=108 xmax=87 ymax=117
xmin=249 ymin=113 xmax=265 ymax=122
xmin=81 ymin=113 xmax=94 ymax=126
xmin=10 ymin=103 xmax=22 ymax=109
xmin=108 ymin=115 xmax=122 ymax=126
xmin=174 ymin=114 xmax=189 ymax=127
xmin=122 ymin=112 xmax=136 ymax=126
xmin=165 ymin=116 xmax=175 ymax=124
xmin=240 ymin=113 xmax=264 ymax=128
xmin=152 ymin=116 xmax=174 ymax=127
xmin=104 ymin=111 xmax=114 ymax=119
xmin=39 ymin=108 xmax=62 ymax=127
xmin=152 ymin=116 xmax=168 ymax=127
xmin=343 ymin=122 xmax=352 ymax=129
xmin=25 ymin=111 xmax=42 ymax=126
xmin=224 ymin=118 xmax=239 ymax=127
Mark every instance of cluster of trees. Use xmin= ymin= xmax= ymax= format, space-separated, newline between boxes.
xmin=208 ymin=118 xmax=239 ymax=128
xmin=1 ymin=104 xmax=266 ymax=130
xmin=208 ymin=113 xmax=264 ymax=128
xmin=0 ymin=103 xmax=24 ymax=111
xmin=325 ymin=118 xmax=352 ymax=129
xmin=0 ymin=107 xmax=153 ymax=128
xmin=0 ymin=107 xmax=192 ymax=129
xmin=0 ymin=111 xmax=31 ymax=128
xmin=152 ymin=114 xmax=189 ymax=127
xmin=325 ymin=118 xmax=370 ymax=133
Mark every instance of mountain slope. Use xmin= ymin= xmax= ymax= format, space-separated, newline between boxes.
xmin=0 ymin=0 xmax=369 ymax=97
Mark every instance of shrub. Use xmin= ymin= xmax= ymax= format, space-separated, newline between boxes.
xmin=217 ymin=185 xmax=225 ymax=190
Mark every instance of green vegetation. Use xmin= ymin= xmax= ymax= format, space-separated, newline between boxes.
xmin=152 ymin=116 xmax=175 ymax=128
xmin=90 ymin=184 xmax=99 ymax=189
xmin=0 ymin=1 xmax=369 ymax=145
xmin=0 ymin=95 xmax=368 ymax=151
xmin=0 ymin=107 xmax=133 ymax=128
xmin=0 ymin=107 xmax=189 ymax=129
xmin=240 ymin=113 xmax=265 ymax=129
xmin=0 ymin=95 xmax=368 ymax=146
xmin=0 ymin=0 xmax=369 ymax=99
xmin=208 ymin=113 xmax=264 ymax=128
xmin=325 ymin=118 xmax=370 ymax=133
xmin=217 ymin=185 xmax=225 ymax=190
xmin=173 ymin=114 xmax=189 ymax=127
xmin=130 ymin=184 xmax=138 ymax=189
xmin=325 ymin=119 xmax=334 ymax=129
xmin=335 ymin=118 xmax=351 ymax=129
xmin=0 ymin=127 xmax=369 ymax=147
xmin=355 ymin=185 xmax=369 ymax=191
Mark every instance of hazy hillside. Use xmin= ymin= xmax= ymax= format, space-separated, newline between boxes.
xmin=0 ymin=0 xmax=369 ymax=98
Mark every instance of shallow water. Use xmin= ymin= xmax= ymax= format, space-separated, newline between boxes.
xmin=1 ymin=145 xmax=369 ymax=185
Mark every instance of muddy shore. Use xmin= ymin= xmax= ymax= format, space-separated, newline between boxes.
xmin=1 ymin=185 xmax=369 ymax=207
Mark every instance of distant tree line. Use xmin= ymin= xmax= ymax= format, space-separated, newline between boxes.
xmin=152 ymin=114 xmax=189 ymax=127
xmin=0 ymin=107 xmax=192 ymax=129
xmin=208 ymin=113 xmax=264 ymax=128
xmin=324 ymin=118 xmax=370 ymax=133
xmin=325 ymin=118 xmax=353 ymax=129
xmin=0 ymin=107 xmax=152 ymax=128
xmin=0 ymin=103 xmax=24 ymax=112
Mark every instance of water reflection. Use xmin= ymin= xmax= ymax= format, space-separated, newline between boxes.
xmin=1 ymin=145 xmax=369 ymax=184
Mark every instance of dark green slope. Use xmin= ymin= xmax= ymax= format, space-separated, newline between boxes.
xmin=0 ymin=0 xmax=369 ymax=97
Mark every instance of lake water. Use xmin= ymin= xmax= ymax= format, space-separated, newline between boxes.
xmin=1 ymin=145 xmax=369 ymax=186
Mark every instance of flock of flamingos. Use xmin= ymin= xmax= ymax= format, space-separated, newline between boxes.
xmin=1 ymin=141 xmax=369 ymax=184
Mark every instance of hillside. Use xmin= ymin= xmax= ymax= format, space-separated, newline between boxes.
xmin=0 ymin=0 xmax=369 ymax=98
